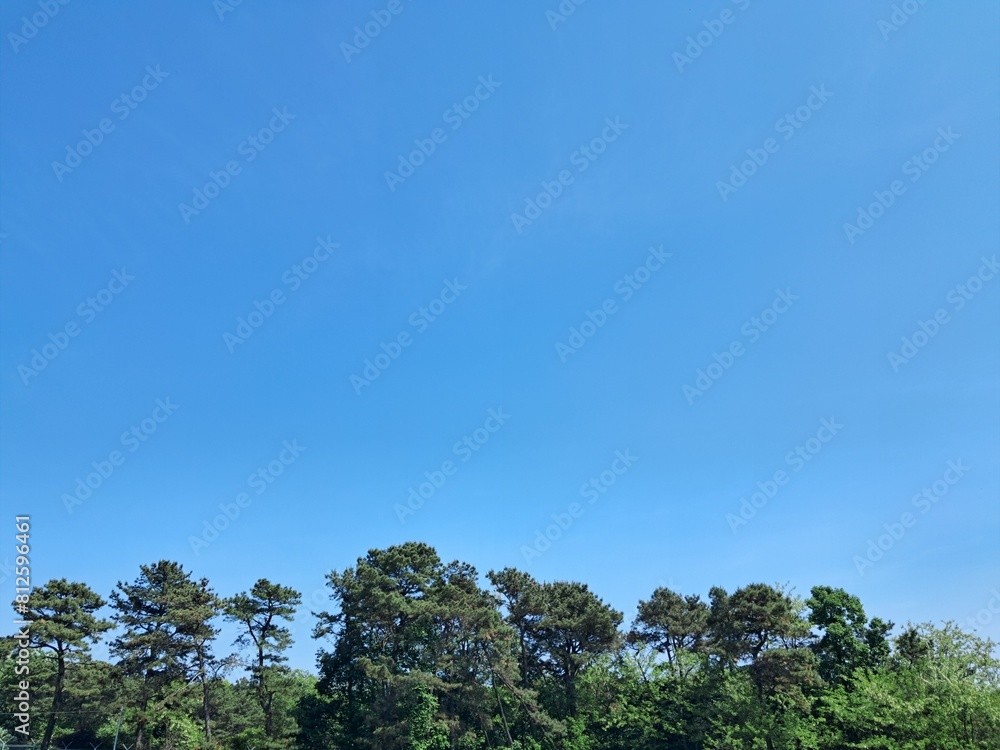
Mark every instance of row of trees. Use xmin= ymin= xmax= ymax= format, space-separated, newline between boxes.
xmin=3 ymin=541 xmax=999 ymax=749
xmin=3 ymin=570 xmax=309 ymax=749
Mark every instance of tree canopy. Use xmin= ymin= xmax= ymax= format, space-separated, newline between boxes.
xmin=3 ymin=543 xmax=998 ymax=749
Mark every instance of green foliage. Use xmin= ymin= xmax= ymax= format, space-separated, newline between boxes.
xmin=488 ymin=568 xmax=622 ymax=723
xmin=110 ymin=560 xmax=221 ymax=748
xmin=225 ymin=578 xmax=303 ymax=744
xmin=2 ymin=548 xmax=998 ymax=749
xmin=631 ymin=586 xmax=709 ymax=679
xmin=17 ymin=579 xmax=113 ymax=749
xmin=806 ymin=585 xmax=893 ymax=686
xmin=401 ymin=683 xmax=450 ymax=750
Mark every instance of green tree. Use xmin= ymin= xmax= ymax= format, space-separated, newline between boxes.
xmin=706 ymin=584 xmax=820 ymax=749
xmin=5 ymin=548 xmax=999 ymax=749
xmin=533 ymin=580 xmax=622 ymax=719
xmin=806 ymin=585 xmax=892 ymax=685
xmin=490 ymin=569 xmax=622 ymax=721
xmin=110 ymin=560 xmax=220 ymax=749
xmin=488 ymin=568 xmax=545 ymax=687
xmin=0 ymin=638 xmax=55 ymax=744
xmin=314 ymin=543 xmax=548 ymax=749
xmin=225 ymin=578 xmax=302 ymax=742
xmin=631 ymin=586 xmax=709 ymax=679
xmin=17 ymin=579 xmax=112 ymax=750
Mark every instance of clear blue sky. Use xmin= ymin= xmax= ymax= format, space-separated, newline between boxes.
xmin=1 ymin=1 xmax=998 ymax=671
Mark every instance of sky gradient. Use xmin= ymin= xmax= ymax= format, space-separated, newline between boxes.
xmin=1 ymin=0 xmax=998 ymax=671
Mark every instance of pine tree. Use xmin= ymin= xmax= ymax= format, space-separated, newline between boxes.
xmin=19 ymin=579 xmax=112 ymax=750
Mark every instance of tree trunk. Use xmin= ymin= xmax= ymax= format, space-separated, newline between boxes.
xmin=40 ymin=651 xmax=66 ymax=750
xmin=491 ymin=679 xmax=514 ymax=747
xmin=258 ymin=643 xmax=275 ymax=737
xmin=264 ymin=686 xmax=274 ymax=737
xmin=201 ymin=668 xmax=212 ymax=742
xmin=134 ymin=689 xmax=152 ymax=750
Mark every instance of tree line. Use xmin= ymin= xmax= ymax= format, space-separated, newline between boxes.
xmin=2 ymin=541 xmax=998 ymax=749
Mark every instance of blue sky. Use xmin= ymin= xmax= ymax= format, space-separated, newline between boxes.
xmin=1 ymin=0 xmax=998 ymax=671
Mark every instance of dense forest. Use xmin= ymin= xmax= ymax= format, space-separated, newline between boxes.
xmin=3 ymin=542 xmax=998 ymax=749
